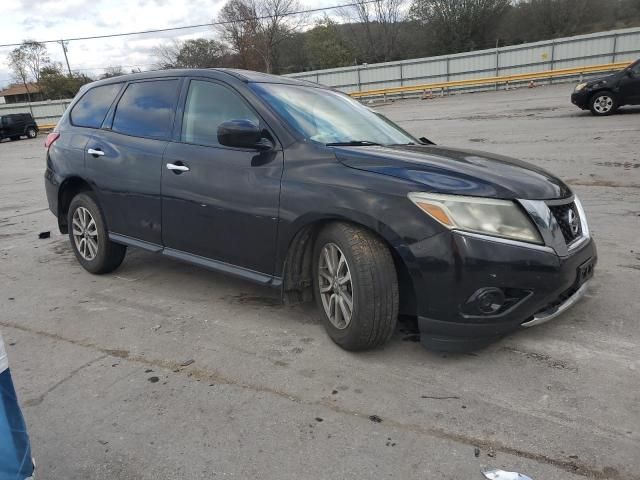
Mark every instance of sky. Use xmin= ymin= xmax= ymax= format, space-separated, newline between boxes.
xmin=0 ymin=0 xmax=339 ymax=89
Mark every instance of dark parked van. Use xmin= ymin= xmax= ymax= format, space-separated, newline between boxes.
xmin=0 ymin=113 xmax=38 ymax=141
xmin=44 ymin=69 xmax=597 ymax=351
xmin=571 ymin=58 xmax=640 ymax=115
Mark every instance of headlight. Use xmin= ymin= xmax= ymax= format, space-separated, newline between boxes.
xmin=408 ymin=192 xmax=543 ymax=244
xmin=575 ymin=82 xmax=587 ymax=91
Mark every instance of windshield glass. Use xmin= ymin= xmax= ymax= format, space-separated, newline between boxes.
xmin=250 ymin=83 xmax=417 ymax=146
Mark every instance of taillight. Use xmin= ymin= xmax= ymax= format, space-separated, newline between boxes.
xmin=44 ymin=132 xmax=60 ymax=149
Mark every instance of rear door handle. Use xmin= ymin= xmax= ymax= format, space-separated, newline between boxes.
xmin=87 ymin=148 xmax=104 ymax=157
xmin=166 ymin=163 xmax=190 ymax=172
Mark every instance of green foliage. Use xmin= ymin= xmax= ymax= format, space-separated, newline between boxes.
xmin=175 ymin=39 xmax=230 ymax=68
xmin=304 ymin=18 xmax=355 ymax=70
xmin=155 ymin=39 xmax=232 ymax=70
xmin=39 ymin=64 xmax=93 ymax=100
xmin=153 ymin=0 xmax=640 ymax=74
xmin=410 ymin=0 xmax=512 ymax=53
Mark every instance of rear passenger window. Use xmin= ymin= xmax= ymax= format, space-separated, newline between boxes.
xmin=70 ymin=83 xmax=122 ymax=128
xmin=181 ymin=80 xmax=258 ymax=147
xmin=112 ymin=80 xmax=179 ymax=139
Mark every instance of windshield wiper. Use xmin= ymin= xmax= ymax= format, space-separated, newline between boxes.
xmin=325 ymin=140 xmax=382 ymax=147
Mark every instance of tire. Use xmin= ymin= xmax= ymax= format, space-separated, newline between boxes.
xmin=10 ymin=136 xmax=20 ymax=141
xmin=313 ymin=222 xmax=398 ymax=351
xmin=26 ymin=127 xmax=37 ymax=139
xmin=67 ymin=192 xmax=126 ymax=274
xmin=589 ymin=91 xmax=618 ymax=116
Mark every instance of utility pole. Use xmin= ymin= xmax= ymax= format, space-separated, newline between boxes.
xmin=59 ymin=40 xmax=72 ymax=76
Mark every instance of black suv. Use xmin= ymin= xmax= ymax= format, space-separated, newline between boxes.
xmin=0 ymin=113 xmax=38 ymax=141
xmin=571 ymin=58 xmax=640 ymax=115
xmin=44 ymin=69 xmax=597 ymax=351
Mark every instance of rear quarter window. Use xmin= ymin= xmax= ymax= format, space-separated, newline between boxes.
xmin=70 ymin=83 xmax=123 ymax=129
xmin=111 ymin=80 xmax=179 ymax=139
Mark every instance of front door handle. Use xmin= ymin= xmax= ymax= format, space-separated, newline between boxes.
xmin=166 ymin=162 xmax=190 ymax=173
xmin=87 ymin=148 xmax=105 ymax=157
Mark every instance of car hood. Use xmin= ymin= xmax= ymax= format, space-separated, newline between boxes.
xmin=333 ymin=144 xmax=571 ymax=200
xmin=585 ymin=71 xmax=621 ymax=86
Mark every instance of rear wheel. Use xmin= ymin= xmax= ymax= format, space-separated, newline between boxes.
xmin=26 ymin=127 xmax=37 ymax=139
xmin=10 ymin=136 xmax=20 ymax=141
xmin=313 ymin=222 xmax=398 ymax=351
xmin=68 ymin=193 xmax=126 ymax=274
xmin=589 ymin=92 xmax=617 ymax=116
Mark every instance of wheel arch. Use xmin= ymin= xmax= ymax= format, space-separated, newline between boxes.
xmin=280 ymin=212 xmax=418 ymax=317
xmin=590 ymin=88 xmax=616 ymax=98
xmin=57 ymin=176 xmax=95 ymax=234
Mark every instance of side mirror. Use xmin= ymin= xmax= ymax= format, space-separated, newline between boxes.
xmin=217 ymin=120 xmax=272 ymax=150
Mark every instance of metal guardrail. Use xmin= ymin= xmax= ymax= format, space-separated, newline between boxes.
xmin=350 ymin=61 xmax=631 ymax=99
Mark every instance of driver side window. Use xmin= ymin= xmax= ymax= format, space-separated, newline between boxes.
xmin=181 ymin=80 xmax=259 ymax=147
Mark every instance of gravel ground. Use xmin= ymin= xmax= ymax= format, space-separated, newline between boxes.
xmin=0 ymin=83 xmax=638 ymax=480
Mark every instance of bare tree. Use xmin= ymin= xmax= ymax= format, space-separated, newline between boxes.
xmin=217 ymin=0 xmax=261 ymax=69
xmin=216 ymin=0 xmax=304 ymax=73
xmin=7 ymin=40 xmax=50 ymax=102
xmin=341 ymin=0 xmax=407 ymax=62
xmin=154 ymin=41 xmax=183 ymax=70
xmin=13 ymin=41 xmax=50 ymax=83
xmin=7 ymin=48 xmax=32 ymax=105
xmin=101 ymin=66 xmax=125 ymax=79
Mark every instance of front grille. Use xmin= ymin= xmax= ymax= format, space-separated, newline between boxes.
xmin=549 ymin=202 xmax=582 ymax=244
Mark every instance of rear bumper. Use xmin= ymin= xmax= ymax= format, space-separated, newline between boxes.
xmin=410 ymin=231 xmax=597 ymax=351
xmin=44 ymin=167 xmax=60 ymax=218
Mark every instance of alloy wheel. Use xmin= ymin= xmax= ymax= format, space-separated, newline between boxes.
xmin=72 ymin=206 xmax=99 ymax=261
xmin=318 ymin=243 xmax=354 ymax=330
xmin=593 ymin=95 xmax=613 ymax=114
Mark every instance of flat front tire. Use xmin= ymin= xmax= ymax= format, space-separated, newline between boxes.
xmin=313 ymin=222 xmax=398 ymax=351
xmin=67 ymin=192 xmax=126 ymax=274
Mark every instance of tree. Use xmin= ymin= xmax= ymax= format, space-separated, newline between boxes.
xmin=154 ymin=39 xmax=231 ymax=69
xmin=11 ymin=41 xmax=50 ymax=83
xmin=101 ymin=66 xmax=125 ymax=79
xmin=39 ymin=64 xmax=93 ymax=100
xmin=216 ymin=0 xmax=303 ymax=73
xmin=341 ymin=0 xmax=407 ymax=63
xmin=304 ymin=17 xmax=355 ymax=70
xmin=7 ymin=47 xmax=33 ymax=104
xmin=410 ymin=0 xmax=511 ymax=54
xmin=7 ymin=40 xmax=50 ymax=106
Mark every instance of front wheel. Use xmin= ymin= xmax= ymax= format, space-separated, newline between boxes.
xmin=313 ymin=223 xmax=398 ymax=351
xmin=26 ymin=127 xmax=37 ymax=139
xmin=589 ymin=92 xmax=617 ymax=116
xmin=67 ymin=192 xmax=126 ymax=274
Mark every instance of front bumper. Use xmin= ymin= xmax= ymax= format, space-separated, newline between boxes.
xmin=410 ymin=230 xmax=597 ymax=351
xmin=521 ymin=280 xmax=589 ymax=328
xmin=571 ymin=90 xmax=590 ymax=109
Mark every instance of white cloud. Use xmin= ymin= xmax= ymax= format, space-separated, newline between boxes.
xmin=1 ymin=0 xmax=341 ymax=87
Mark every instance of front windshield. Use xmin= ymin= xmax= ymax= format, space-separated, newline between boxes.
xmin=251 ymin=83 xmax=417 ymax=146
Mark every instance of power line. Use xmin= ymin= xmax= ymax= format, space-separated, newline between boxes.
xmin=0 ymin=0 xmax=374 ymax=48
